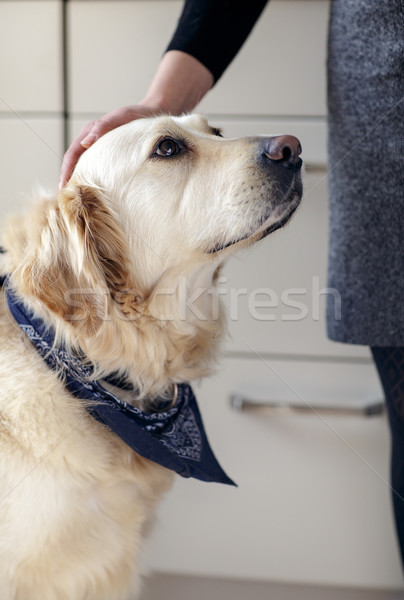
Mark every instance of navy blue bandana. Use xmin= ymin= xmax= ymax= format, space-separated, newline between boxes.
xmin=5 ymin=284 xmax=235 ymax=486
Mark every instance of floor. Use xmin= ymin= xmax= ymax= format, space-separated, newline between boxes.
xmin=141 ymin=573 xmax=404 ymax=600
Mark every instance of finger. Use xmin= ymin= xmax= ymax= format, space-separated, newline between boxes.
xmin=59 ymin=122 xmax=96 ymax=188
xmin=80 ymin=107 xmax=153 ymax=147
xmin=59 ymin=141 xmax=86 ymax=188
xmin=60 ymin=122 xmax=111 ymax=187
xmin=80 ymin=117 xmax=119 ymax=147
xmin=59 ymin=107 xmax=155 ymax=188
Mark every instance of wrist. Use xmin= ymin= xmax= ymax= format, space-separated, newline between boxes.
xmin=142 ymin=51 xmax=214 ymax=115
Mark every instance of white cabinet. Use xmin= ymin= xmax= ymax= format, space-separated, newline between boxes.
xmin=220 ymin=118 xmax=327 ymax=166
xmin=68 ymin=3 xmax=401 ymax=588
xmin=68 ymin=1 xmax=329 ymax=117
xmin=199 ymin=0 xmax=329 ymax=117
xmin=0 ymin=118 xmax=63 ymax=216
xmin=146 ymin=357 xmax=403 ymax=589
xmin=0 ymin=1 xmax=63 ymax=113
xmin=68 ymin=1 xmax=181 ymax=113
xmin=0 ymin=1 xmax=63 ymax=218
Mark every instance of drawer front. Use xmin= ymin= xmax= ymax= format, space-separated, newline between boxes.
xmin=68 ymin=0 xmax=328 ymax=117
xmin=199 ymin=0 xmax=329 ymax=117
xmin=216 ymin=118 xmax=327 ymax=167
xmin=68 ymin=1 xmax=181 ymax=114
xmin=145 ymin=356 xmax=402 ymax=589
xmin=0 ymin=118 xmax=63 ymax=216
xmin=0 ymin=1 xmax=63 ymax=113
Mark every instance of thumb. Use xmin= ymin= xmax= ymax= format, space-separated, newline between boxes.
xmin=80 ymin=118 xmax=117 ymax=148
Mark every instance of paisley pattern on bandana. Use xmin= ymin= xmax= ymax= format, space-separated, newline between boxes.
xmin=6 ymin=286 xmax=235 ymax=485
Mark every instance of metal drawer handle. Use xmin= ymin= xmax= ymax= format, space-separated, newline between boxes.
xmin=230 ymin=394 xmax=385 ymax=418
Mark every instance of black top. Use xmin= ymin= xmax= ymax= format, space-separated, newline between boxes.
xmin=166 ymin=0 xmax=269 ymax=82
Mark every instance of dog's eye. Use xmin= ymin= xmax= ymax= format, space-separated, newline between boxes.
xmin=154 ymin=138 xmax=180 ymax=157
xmin=212 ymin=127 xmax=223 ymax=138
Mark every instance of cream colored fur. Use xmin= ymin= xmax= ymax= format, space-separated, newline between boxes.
xmin=0 ymin=115 xmax=302 ymax=599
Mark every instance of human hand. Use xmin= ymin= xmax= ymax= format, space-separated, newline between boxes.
xmin=59 ymin=51 xmax=214 ymax=188
xmin=59 ymin=104 xmax=162 ymax=188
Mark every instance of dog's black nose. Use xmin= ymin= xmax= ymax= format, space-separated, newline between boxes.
xmin=263 ymin=135 xmax=302 ymax=167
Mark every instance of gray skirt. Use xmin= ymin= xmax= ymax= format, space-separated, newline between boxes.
xmin=326 ymin=0 xmax=404 ymax=346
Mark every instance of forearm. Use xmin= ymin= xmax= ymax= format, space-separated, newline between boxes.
xmin=143 ymin=0 xmax=270 ymax=114
xmin=141 ymin=50 xmax=214 ymax=114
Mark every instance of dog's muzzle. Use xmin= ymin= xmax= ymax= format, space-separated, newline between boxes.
xmin=207 ymin=134 xmax=303 ymax=254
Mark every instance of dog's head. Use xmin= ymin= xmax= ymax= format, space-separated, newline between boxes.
xmin=8 ymin=115 xmax=302 ymax=395
xmin=72 ymin=114 xmax=302 ymax=267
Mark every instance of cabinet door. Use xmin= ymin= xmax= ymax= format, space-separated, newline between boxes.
xmin=199 ymin=0 xmax=329 ymax=117
xmin=68 ymin=1 xmax=181 ymax=114
xmin=0 ymin=118 xmax=63 ymax=216
xmin=68 ymin=1 xmax=329 ymax=117
xmin=145 ymin=356 xmax=402 ymax=589
xmin=0 ymin=1 xmax=62 ymax=113
xmin=217 ymin=118 xmax=327 ymax=167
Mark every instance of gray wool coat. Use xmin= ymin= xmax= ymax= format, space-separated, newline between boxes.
xmin=326 ymin=0 xmax=404 ymax=346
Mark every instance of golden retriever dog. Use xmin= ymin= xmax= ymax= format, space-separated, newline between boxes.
xmin=0 ymin=114 xmax=302 ymax=600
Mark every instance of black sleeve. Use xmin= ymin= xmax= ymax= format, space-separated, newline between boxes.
xmin=166 ymin=0 xmax=269 ymax=83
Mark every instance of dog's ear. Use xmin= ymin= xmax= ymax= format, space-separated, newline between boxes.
xmin=20 ymin=184 xmax=139 ymax=336
xmin=59 ymin=184 xmax=132 ymax=297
